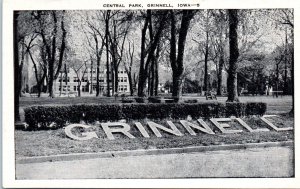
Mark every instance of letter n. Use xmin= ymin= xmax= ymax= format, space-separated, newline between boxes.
xmin=180 ymin=119 xmax=215 ymax=135
xmin=147 ymin=121 xmax=183 ymax=137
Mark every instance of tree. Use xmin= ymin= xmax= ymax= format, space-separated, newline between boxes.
xmin=211 ymin=10 xmax=227 ymax=96
xmin=227 ymin=9 xmax=240 ymax=102
xmin=108 ymin=11 xmax=133 ymax=95
xmin=27 ymin=42 xmax=48 ymax=97
xmin=270 ymin=9 xmax=294 ymax=114
xmin=137 ymin=10 xmax=168 ymax=97
xmin=123 ymin=40 xmax=138 ymax=95
xmin=32 ymin=10 xmax=67 ymax=98
xmin=14 ymin=11 xmax=20 ymax=121
xmin=104 ymin=10 xmax=111 ymax=97
xmin=82 ymin=11 xmax=105 ymax=96
xmin=169 ymin=10 xmax=196 ymax=101
xmin=70 ymin=59 xmax=88 ymax=97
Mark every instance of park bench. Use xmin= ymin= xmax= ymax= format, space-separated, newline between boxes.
xmin=30 ymin=93 xmax=39 ymax=97
xmin=164 ymin=97 xmax=177 ymax=103
xmin=272 ymin=91 xmax=283 ymax=98
xmin=205 ymin=91 xmax=217 ymax=100
xmin=120 ymin=94 xmax=135 ymax=103
xmin=68 ymin=92 xmax=78 ymax=97
xmin=60 ymin=91 xmax=77 ymax=97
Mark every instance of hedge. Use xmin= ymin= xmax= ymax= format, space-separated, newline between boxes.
xmin=23 ymin=102 xmax=266 ymax=130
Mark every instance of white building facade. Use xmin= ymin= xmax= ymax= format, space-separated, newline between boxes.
xmin=53 ymin=65 xmax=130 ymax=96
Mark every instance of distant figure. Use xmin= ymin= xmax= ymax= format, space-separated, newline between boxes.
xmin=269 ymin=86 xmax=273 ymax=96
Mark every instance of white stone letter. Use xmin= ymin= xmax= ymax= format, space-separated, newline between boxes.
xmin=180 ymin=119 xmax=215 ymax=135
xmin=147 ymin=121 xmax=183 ymax=137
xmin=65 ymin=124 xmax=99 ymax=141
xmin=261 ymin=115 xmax=293 ymax=131
xmin=135 ymin=122 xmax=150 ymax=138
xmin=210 ymin=118 xmax=243 ymax=134
xmin=101 ymin=122 xmax=135 ymax=140
xmin=235 ymin=118 xmax=269 ymax=132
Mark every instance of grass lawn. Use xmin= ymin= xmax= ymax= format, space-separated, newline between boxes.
xmin=15 ymin=114 xmax=293 ymax=158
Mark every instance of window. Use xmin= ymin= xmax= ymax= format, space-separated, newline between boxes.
xmin=82 ymin=85 xmax=89 ymax=92
xmin=124 ymin=77 xmax=127 ymax=82
xmin=99 ymin=77 xmax=104 ymax=82
xmin=119 ymin=85 xmax=124 ymax=92
xmin=63 ymin=85 xmax=70 ymax=91
xmin=124 ymin=85 xmax=128 ymax=92
xmin=74 ymin=86 xmax=77 ymax=91
xmin=74 ymin=77 xmax=79 ymax=82
xmin=120 ymin=77 xmax=124 ymax=82
xmin=92 ymin=84 xmax=96 ymax=91
xmin=82 ymin=77 xmax=88 ymax=82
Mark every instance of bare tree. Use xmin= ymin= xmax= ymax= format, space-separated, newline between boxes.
xmin=27 ymin=43 xmax=48 ymax=97
xmin=124 ymin=40 xmax=138 ymax=95
xmin=70 ymin=60 xmax=88 ymax=97
xmin=108 ymin=11 xmax=133 ymax=95
xmin=32 ymin=10 xmax=67 ymax=98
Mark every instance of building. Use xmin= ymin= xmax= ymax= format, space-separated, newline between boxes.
xmin=53 ymin=64 xmax=130 ymax=96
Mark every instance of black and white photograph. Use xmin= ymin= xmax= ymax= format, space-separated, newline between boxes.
xmin=3 ymin=0 xmax=300 ymax=187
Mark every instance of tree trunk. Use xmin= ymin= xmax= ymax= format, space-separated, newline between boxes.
xmin=95 ymin=36 xmax=100 ymax=96
xmin=105 ymin=11 xmax=111 ymax=97
xmin=283 ymin=29 xmax=289 ymax=95
xmin=276 ymin=62 xmax=279 ymax=98
xmin=170 ymin=10 xmax=195 ymax=101
xmin=47 ymin=11 xmax=58 ymax=98
xmin=172 ymin=73 xmax=183 ymax=99
xmin=114 ymin=65 xmax=118 ymax=94
xmin=14 ymin=11 xmax=20 ymax=121
xmin=150 ymin=59 xmax=155 ymax=96
xmin=290 ymin=41 xmax=294 ymax=115
xmin=154 ymin=57 xmax=159 ymax=96
xmin=226 ymin=9 xmax=240 ymax=102
xmin=54 ymin=11 xmax=67 ymax=80
xmin=217 ymin=47 xmax=224 ymax=95
xmin=90 ymin=59 xmax=93 ymax=94
xmin=60 ymin=72 xmax=63 ymax=96
xmin=154 ymin=42 xmax=160 ymax=96
xmin=18 ymin=40 xmax=25 ymax=97
xmin=77 ymin=83 xmax=81 ymax=97
xmin=204 ymin=30 xmax=209 ymax=92
xmin=137 ymin=12 xmax=149 ymax=97
xmin=127 ymin=71 xmax=134 ymax=95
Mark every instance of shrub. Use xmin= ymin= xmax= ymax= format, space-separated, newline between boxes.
xmin=121 ymin=98 xmax=134 ymax=103
xmin=135 ymin=97 xmax=146 ymax=103
xmin=23 ymin=102 xmax=267 ymax=130
xmin=184 ymin=99 xmax=198 ymax=103
xmin=148 ymin=96 xmax=162 ymax=103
